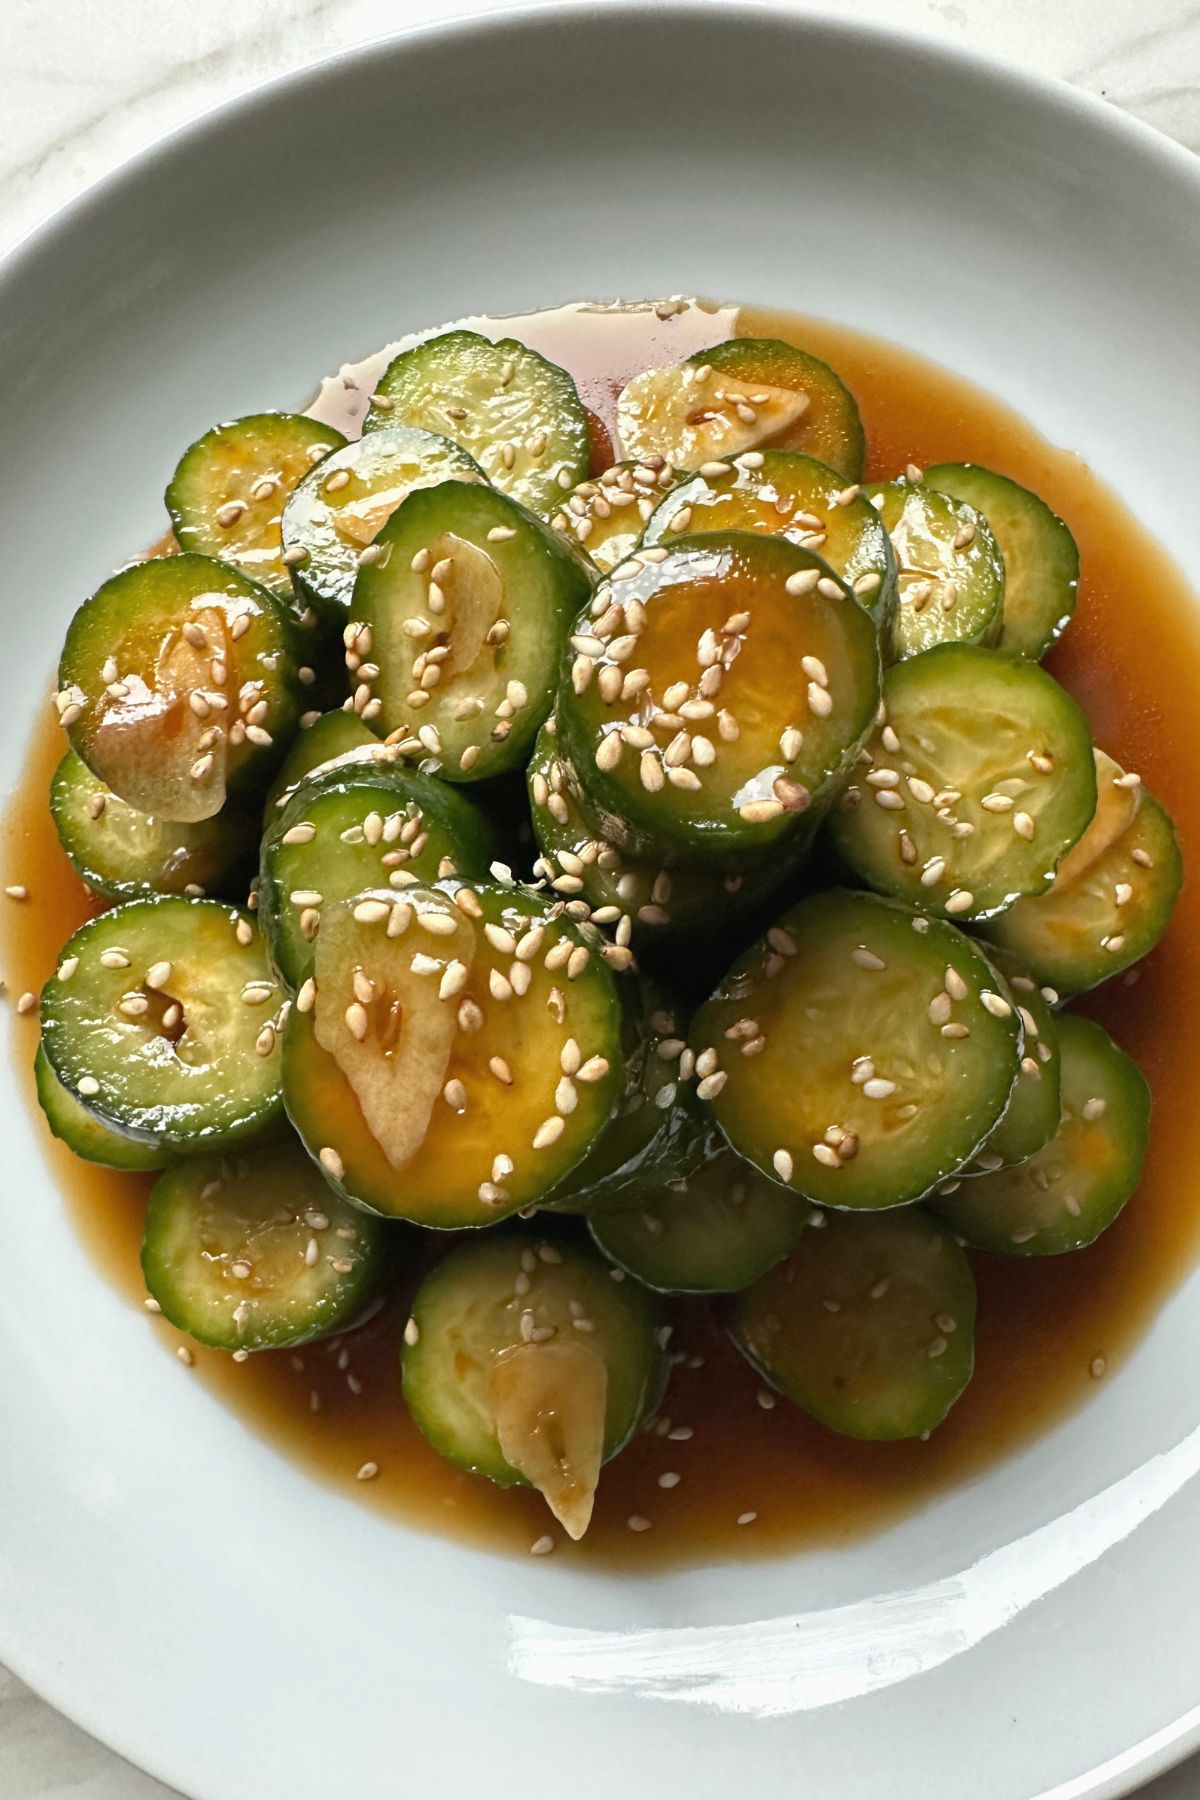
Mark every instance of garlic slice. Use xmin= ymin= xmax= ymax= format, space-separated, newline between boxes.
xmin=616 ymin=362 xmax=809 ymax=467
xmin=489 ymin=1338 xmax=608 ymax=1540
xmin=313 ymin=889 xmax=475 ymax=1169
xmin=1051 ymin=750 xmax=1139 ymax=891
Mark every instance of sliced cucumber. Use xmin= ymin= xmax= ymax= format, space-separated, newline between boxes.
xmin=965 ymin=946 xmax=1062 ymax=1173
xmin=166 ymin=413 xmax=345 ymax=598
xmin=830 ymin=644 xmax=1097 ymax=922
xmin=364 ymin=330 xmax=589 ymax=518
xmin=616 ymin=339 xmax=865 ymax=481
xmin=550 ymin=459 xmax=682 ymax=574
xmin=350 ymin=480 xmax=591 ymax=780
xmin=58 ymin=553 xmax=301 ymax=824
xmin=262 ymin=710 xmax=383 ymax=820
xmin=401 ymin=1230 xmax=663 ymax=1538
xmin=545 ymin=988 xmax=706 ymax=1215
xmin=557 ymin=533 xmax=880 ymax=871
xmin=933 ymin=1014 xmax=1150 ymax=1255
xmin=280 ymin=426 xmax=483 ymax=623
xmin=864 ymin=478 xmax=1005 ymax=660
xmin=988 ymin=750 xmax=1182 ymax=994
xmin=642 ymin=450 xmax=896 ymax=626
xmin=692 ymin=889 xmax=1022 ymax=1209
xmin=924 ymin=462 xmax=1079 ymax=659
xmin=282 ymin=881 xmax=624 ymax=1227
xmin=39 ymin=898 xmax=285 ymax=1153
xmin=34 ymin=1043 xmax=172 ymax=1171
xmin=259 ymin=762 xmax=496 ymax=988
xmin=591 ymin=1145 xmax=809 ymax=1293
xmin=50 ymin=749 xmax=256 ymax=903
xmin=729 ymin=1207 xmax=976 ymax=1440
xmin=526 ymin=721 xmax=784 ymax=943
xmin=142 ymin=1139 xmax=385 ymax=1350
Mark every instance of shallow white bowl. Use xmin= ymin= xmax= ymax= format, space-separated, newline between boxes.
xmin=2 ymin=7 xmax=1200 ymax=1797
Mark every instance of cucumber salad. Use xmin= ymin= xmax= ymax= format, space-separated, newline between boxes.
xmin=30 ymin=306 xmax=1181 ymax=1549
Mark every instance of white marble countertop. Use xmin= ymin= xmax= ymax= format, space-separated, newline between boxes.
xmin=0 ymin=0 xmax=1197 ymax=1794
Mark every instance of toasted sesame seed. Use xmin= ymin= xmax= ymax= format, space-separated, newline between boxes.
xmin=851 ymin=947 xmax=886 ymax=971
xmin=785 ymin=568 xmax=820 ymax=597
xmin=944 ymin=890 xmax=974 ymax=915
xmin=319 ymin=1147 xmax=345 ymax=1180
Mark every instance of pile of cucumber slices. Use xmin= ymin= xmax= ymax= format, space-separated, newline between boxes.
xmin=35 ymin=318 xmax=1181 ymax=1541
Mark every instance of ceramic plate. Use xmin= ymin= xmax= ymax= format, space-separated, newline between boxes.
xmin=2 ymin=7 xmax=1200 ymax=1797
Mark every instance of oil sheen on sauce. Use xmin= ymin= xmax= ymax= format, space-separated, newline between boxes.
xmin=5 ymin=299 xmax=1199 ymax=1569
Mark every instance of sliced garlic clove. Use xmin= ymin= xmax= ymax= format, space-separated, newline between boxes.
xmin=616 ymin=362 xmax=809 ymax=467
xmin=489 ymin=1338 xmax=608 ymax=1541
xmin=313 ymin=888 xmax=475 ymax=1170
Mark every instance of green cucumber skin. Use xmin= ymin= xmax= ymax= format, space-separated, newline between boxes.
xmin=923 ymin=462 xmax=1080 ymax=660
xmin=729 ymin=1207 xmax=977 ymax=1441
xmin=258 ymin=763 xmax=499 ymax=989
xmin=557 ymin=532 xmax=879 ymax=872
xmin=691 ymin=338 xmax=866 ymax=483
xmin=589 ymin=1141 xmax=810 ymax=1294
xmin=51 ymin=750 xmax=257 ymax=905
xmin=281 ymin=426 xmax=484 ymax=623
xmin=34 ymin=1045 xmax=173 ymax=1172
xmin=932 ymin=1013 xmax=1151 ymax=1256
xmin=353 ymin=480 xmax=593 ymax=782
xmin=141 ymin=1141 xmax=388 ymax=1352
xmin=166 ymin=413 xmax=347 ymax=600
xmin=59 ymin=553 xmax=305 ymax=815
xmin=364 ymin=330 xmax=590 ymax=519
xmin=830 ymin=643 xmax=1098 ymax=923
xmin=401 ymin=1230 xmax=665 ymax=1485
xmin=39 ymin=897 xmax=285 ymax=1155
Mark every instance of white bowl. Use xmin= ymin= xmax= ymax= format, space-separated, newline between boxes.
xmin=2 ymin=8 xmax=1200 ymax=1798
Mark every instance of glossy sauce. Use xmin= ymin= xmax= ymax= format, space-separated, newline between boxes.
xmin=5 ymin=300 xmax=1200 ymax=1568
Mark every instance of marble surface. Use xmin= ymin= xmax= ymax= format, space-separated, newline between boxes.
xmin=0 ymin=0 xmax=1197 ymax=1794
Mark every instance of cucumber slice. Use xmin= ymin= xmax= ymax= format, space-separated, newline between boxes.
xmin=729 ymin=1207 xmax=976 ymax=1440
xmin=924 ymin=462 xmax=1079 ymax=659
xmin=34 ymin=1043 xmax=172 ymax=1171
xmin=550 ymin=459 xmax=682 ymax=574
xmin=642 ymin=450 xmax=896 ymax=626
xmin=282 ymin=881 xmax=624 ymax=1227
xmin=141 ymin=1140 xmax=385 ymax=1351
xmin=933 ymin=1014 xmax=1150 ymax=1255
xmin=988 ymin=750 xmax=1182 ymax=994
xmin=591 ymin=1145 xmax=809 ymax=1293
xmin=39 ymin=898 xmax=285 ymax=1153
xmin=616 ymin=339 xmax=865 ymax=481
xmin=280 ymin=426 xmax=483 ymax=623
xmin=692 ymin=889 xmax=1023 ymax=1209
xmin=50 ymin=749 xmax=256 ymax=903
xmin=364 ymin=330 xmax=589 ymax=519
xmin=830 ymin=644 xmax=1097 ymax=922
xmin=57 ymin=554 xmax=301 ymax=824
xmin=545 ymin=988 xmax=706 ymax=1216
xmin=864 ymin=478 xmax=1005 ymax=660
xmin=401 ymin=1230 xmax=663 ymax=1538
xmin=557 ymin=533 xmax=880 ymax=871
xmin=259 ymin=762 xmax=496 ymax=988
xmin=350 ymin=480 xmax=591 ymax=780
xmin=965 ymin=946 xmax=1061 ymax=1173
xmin=526 ymin=721 xmax=784 ymax=943
xmin=166 ymin=413 xmax=345 ymax=598
xmin=262 ymin=710 xmax=383 ymax=820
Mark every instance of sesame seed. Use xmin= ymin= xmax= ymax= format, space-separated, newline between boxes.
xmin=944 ymin=890 xmax=974 ymax=915
xmin=319 ymin=1147 xmax=345 ymax=1180
xmin=404 ymin=1317 xmax=420 ymax=1346
xmin=785 ymin=568 xmax=820 ymax=597
xmin=5 ymin=885 xmax=28 ymax=901
xmin=626 ymin=1515 xmax=652 ymax=1533
xmin=851 ymin=947 xmax=886 ymax=971
xmin=176 ymin=1345 xmax=195 ymax=1367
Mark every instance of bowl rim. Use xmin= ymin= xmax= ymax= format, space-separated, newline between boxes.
xmin=3 ymin=6 xmax=1200 ymax=1799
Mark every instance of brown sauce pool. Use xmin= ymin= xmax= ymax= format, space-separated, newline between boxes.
xmin=4 ymin=299 xmax=1199 ymax=1568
